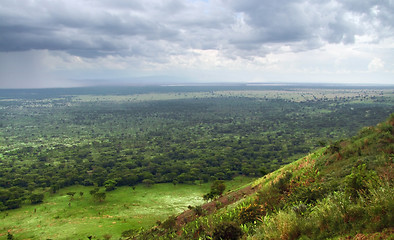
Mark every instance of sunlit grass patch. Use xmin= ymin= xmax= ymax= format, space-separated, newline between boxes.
xmin=0 ymin=178 xmax=252 ymax=240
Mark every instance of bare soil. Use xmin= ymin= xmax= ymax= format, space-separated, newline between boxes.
xmin=176 ymin=183 xmax=261 ymax=226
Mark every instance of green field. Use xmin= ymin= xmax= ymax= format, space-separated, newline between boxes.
xmin=0 ymin=177 xmax=252 ymax=240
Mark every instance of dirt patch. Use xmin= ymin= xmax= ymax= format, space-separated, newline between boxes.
xmin=343 ymin=227 xmax=394 ymax=240
xmin=176 ymin=184 xmax=261 ymax=226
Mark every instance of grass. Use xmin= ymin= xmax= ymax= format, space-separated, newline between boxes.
xmin=0 ymin=177 xmax=252 ymax=240
xmin=71 ymin=89 xmax=394 ymax=103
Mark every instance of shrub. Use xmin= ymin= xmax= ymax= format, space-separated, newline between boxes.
xmin=204 ymin=180 xmax=226 ymax=201
xmin=212 ymin=222 xmax=243 ymax=240
xmin=30 ymin=193 xmax=44 ymax=204
xmin=310 ymin=192 xmax=347 ymax=234
xmin=256 ymin=186 xmax=284 ymax=213
xmin=104 ymin=179 xmax=117 ymax=191
xmin=193 ymin=205 xmax=205 ymax=216
xmin=89 ymin=187 xmax=99 ymax=196
xmin=102 ymin=233 xmax=112 ymax=240
xmin=238 ymin=202 xmax=264 ymax=224
xmin=273 ymin=172 xmax=293 ymax=194
xmin=161 ymin=215 xmax=177 ymax=230
xmin=345 ymin=164 xmax=378 ymax=201
xmin=257 ymin=210 xmax=301 ymax=240
xmin=66 ymin=192 xmax=76 ymax=200
xmin=364 ymin=183 xmax=394 ymax=232
xmin=93 ymin=192 xmax=106 ymax=202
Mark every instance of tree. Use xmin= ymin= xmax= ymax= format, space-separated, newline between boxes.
xmin=172 ymin=180 xmax=178 ymax=187
xmin=258 ymin=166 xmax=268 ymax=176
xmin=30 ymin=193 xmax=44 ymax=204
xmin=142 ymin=179 xmax=154 ymax=187
xmin=104 ymin=179 xmax=117 ymax=191
xmin=5 ymin=199 xmax=22 ymax=210
xmin=7 ymin=232 xmax=14 ymax=240
xmin=203 ymin=180 xmax=226 ymax=201
xmin=50 ymin=185 xmax=60 ymax=194
xmin=93 ymin=192 xmax=106 ymax=202
xmin=211 ymin=180 xmax=226 ymax=196
xmin=89 ymin=187 xmax=100 ymax=196
xmin=203 ymin=192 xmax=215 ymax=201
xmin=66 ymin=192 xmax=76 ymax=201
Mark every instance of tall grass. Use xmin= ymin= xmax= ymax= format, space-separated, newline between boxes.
xmin=253 ymin=181 xmax=393 ymax=240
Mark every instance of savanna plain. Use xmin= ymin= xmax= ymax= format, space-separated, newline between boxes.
xmin=0 ymin=85 xmax=393 ymax=239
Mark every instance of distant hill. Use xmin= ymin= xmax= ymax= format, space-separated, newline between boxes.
xmin=127 ymin=113 xmax=393 ymax=239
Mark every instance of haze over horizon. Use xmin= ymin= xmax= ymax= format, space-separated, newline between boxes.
xmin=1 ymin=0 xmax=393 ymax=89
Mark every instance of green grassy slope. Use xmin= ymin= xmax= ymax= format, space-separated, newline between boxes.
xmin=0 ymin=177 xmax=251 ymax=240
xmin=132 ymin=114 xmax=393 ymax=240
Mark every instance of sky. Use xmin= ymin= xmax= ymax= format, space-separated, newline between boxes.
xmin=0 ymin=0 xmax=393 ymax=88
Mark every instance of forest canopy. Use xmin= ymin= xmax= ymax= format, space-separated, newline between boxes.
xmin=0 ymin=85 xmax=393 ymax=210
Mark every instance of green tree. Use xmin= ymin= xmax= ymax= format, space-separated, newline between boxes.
xmin=7 ymin=232 xmax=14 ymax=240
xmin=258 ymin=166 xmax=268 ymax=176
xmin=211 ymin=180 xmax=226 ymax=196
xmin=93 ymin=192 xmax=106 ymax=202
xmin=89 ymin=187 xmax=100 ymax=196
xmin=142 ymin=179 xmax=154 ymax=187
xmin=5 ymin=199 xmax=22 ymax=209
xmin=203 ymin=180 xmax=226 ymax=201
xmin=66 ymin=192 xmax=76 ymax=201
xmin=104 ymin=179 xmax=117 ymax=191
xmin=30 ymin=193 xmax=44 ymax=204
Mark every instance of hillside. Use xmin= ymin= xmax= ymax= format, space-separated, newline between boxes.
xmin=127 ymin=114 xmax=393 ymax=239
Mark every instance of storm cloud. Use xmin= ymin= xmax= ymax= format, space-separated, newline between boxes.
xmin=0 ymin=0 xmax=393 ymax=87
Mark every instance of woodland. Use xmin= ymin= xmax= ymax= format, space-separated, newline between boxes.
xmin=0 ymin=85 xmax=393 ymax=239
xmin=0 ymin=85 xmax=392 ymax=210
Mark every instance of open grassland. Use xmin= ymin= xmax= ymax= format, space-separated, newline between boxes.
xmin=71 ymin=88 xmax=393 ymax=103
xmin=0 ymin=177 xmax=252 ymax=240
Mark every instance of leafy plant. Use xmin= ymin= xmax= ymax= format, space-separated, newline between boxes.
xmin=345 ymin=164 xmax=378 ymax=200
xmin=238 ymin=202 xmax=264 ymax=224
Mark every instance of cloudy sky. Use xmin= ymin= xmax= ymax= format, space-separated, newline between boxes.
xmin=0 ymin=0 xmax=393 ymax=88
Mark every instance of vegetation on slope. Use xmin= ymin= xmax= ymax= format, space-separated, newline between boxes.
xmin=129 ymin=114 xmax=393 ymax=240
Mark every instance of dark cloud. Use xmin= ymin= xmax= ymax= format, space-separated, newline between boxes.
xmin=0 ymin=0 xmax=392 ymax=60
xmin=225 ymin=0 xmax=393 ymax=51
xmin=0 ymin=0 xmax=183 ymax=57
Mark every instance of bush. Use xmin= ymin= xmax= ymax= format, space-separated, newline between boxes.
xmin=211 ymin=180 xmax=226 ymax=196
xmin=273 ymin=172 xmax=293 ymax=194
xmin=345 ymin=164 xmax=378 ymax=201
xmin=364 ymin=183 xmax=394 ymax=232
xmin=256 ymin=186 xmax=284 ymax=213
xmin=93 ymin=192 xmax=106 ymax=202
xmin=30 ymin=193 xmax=44 ymax=204
xmin=212 ymin=222 xmax=243 ymax=240
xmin=204 ymin=180 xmax=226 ymax=201
xmin=5 ymin=199 xmax=22 ymax=210
xmin=104 ymin=179 xmax=117 ymax=191
xmin=238 ymin=202 xmax=264 ymax=224
xmin=257 ymin=210 xmax=301 ymax=240
xmin=161 ymin=215 xmax=177 ymax=230
xmin=193 ymin=205 xmax=205 ymax=216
